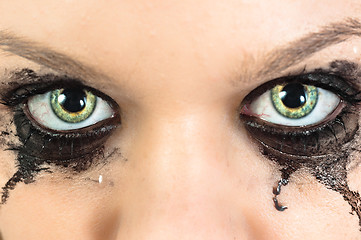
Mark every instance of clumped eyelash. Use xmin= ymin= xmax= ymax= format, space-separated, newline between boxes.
xmin=0 ymin=68 xmax=120 ymax=204
xmin=0 ymin=69 xmax=116 ymax=107
xmin=240 ymin=74 xmax=359 ymax=160
xmin=240 ymin=60 xmax=361 ymax=227
xmin=242 ymin=71 xmax=361 ymax=109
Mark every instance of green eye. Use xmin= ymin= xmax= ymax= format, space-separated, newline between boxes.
xmin=271 ymin=83 xmax=318 ymax=119
xmin=50 ymin=88 xmax=97 ymax=123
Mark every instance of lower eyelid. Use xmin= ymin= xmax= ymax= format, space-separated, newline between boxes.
xmin=241 ymin=105 xmax=359 ymax=158
xmin=15 ymin=106 xmax=119 ymax=162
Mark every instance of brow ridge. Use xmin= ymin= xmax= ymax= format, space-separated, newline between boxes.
xmin=0 ymin=31 xmax=108 ymax=82
xmin=1 ymin=19 xmax=361 ymax=84
xmin=258 ymin=18 xmax=361 ymax=80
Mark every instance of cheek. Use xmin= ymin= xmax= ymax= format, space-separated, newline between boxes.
xmin=0 ymin=108 xmax=19 ymax=198
xmin=0 ymin=169 xmax=120 ymax=239
xmin=0 ymin=151 xmax=17 ymax=190
xmin=0 ymin=142 xmax=124 ymax=239
xmin=348 ymin=153 xmax=361 ymax=191
xmin=272 ymin=170 xmax=361 ymax=238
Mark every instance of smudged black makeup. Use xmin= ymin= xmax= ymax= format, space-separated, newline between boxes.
xmin=0 ymin=69 xmax=121 ymax=203
xmin=240 ymin=60 xmax=361 ymax=226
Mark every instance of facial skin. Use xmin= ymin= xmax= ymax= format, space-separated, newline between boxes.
xmin=0 ymin=0 xmax=361 ymax=239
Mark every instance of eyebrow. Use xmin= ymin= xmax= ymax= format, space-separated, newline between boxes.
xmin=0 ymin=31 xmax=109 ymax=82
xmin=257 ymin=18 xmax=361 ymax=80
xmin=0 ymin=18 xmax=361 ymax=84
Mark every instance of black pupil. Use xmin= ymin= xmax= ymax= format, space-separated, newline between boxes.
xmin=280 ymin=83 xmax=307 ymax=108
xmin=58 ymin=89 xmax=87 ymax=113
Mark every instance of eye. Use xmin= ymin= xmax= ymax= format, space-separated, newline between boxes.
xmin=248 ymin=82 xmax=341 ymax=126
xmin=0 ymin=70 xmax=122 ymax=204
xmin=239 ymin=72 xmax=360 ymax=157
xmin=1 ymin=70 xmax=121 ymax=164
xmin=27 ymin=88 xmax=115 ymax=131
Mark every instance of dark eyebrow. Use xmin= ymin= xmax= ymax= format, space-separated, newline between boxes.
xmin=256 ymin=18 xmax=361 ymax=80
xmin=0 ymin=31 xmax=109 ymax=82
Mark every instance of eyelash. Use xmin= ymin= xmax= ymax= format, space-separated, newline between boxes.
xmin=2 ymin=67 xmax=360 ymax=168
xmin=239 ymin=70 xmax=361 ymax=159
xmin=0 ymin=69 xmax=122 ymax=204
xmin=239 ymin=62 xmax=361 ymax=217
xmin=1 ymin=69 xmax=121 ymax=169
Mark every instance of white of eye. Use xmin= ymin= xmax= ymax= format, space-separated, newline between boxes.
xmin=249 ymin=87 xmax=340 ymax=126
xmin=27 ymin=91 xmax=114 ymax=131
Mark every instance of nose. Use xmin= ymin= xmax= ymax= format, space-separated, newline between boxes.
xmin=111 ymin=111 xmax=274 ymax=239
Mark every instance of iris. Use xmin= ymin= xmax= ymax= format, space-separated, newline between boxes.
xmin=271 ymin=83 xmax=318 ymax=119
xmin=50 ymin=88 xmax=97 ymax=123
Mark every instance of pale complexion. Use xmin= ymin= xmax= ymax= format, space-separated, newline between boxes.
xmin=0 ymin=0 xmax=361 ymax=239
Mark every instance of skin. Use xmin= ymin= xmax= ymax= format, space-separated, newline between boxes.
xmin=0 ymin=0 xmax=361 ymax=239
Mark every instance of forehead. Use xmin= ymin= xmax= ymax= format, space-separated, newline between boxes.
xmin=0 ymin=1 xmax=358 ymax=92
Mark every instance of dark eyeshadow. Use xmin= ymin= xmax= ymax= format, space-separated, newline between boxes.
xmin=240 ymin=60 xmax=361 ymax=227
xmin=0 ymin=69 xmax=121 ymax=204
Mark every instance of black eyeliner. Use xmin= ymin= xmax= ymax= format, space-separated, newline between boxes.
xmin=1 ymin=69 xmax=117 ymax=107
xmin=240 ymin=60 xmax=361 ymax=227
xmin=0 ymin=68 xmax=121 ymax=204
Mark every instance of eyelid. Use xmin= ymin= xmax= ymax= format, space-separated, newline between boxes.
xmin=1 ymin=69 xmax=119 ymax=110
xmin=239 ymin=68 xmax=361 ymax=158
xmin=1 ymin=69 xmax=121 ymax=161
xmin=241 ymin=71 xmax=361 ymax=108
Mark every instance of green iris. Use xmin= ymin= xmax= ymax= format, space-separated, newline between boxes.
xmin=271 ymin=83 xmax=318 ymax=119
xmin=50 ymin=88 xmax=97 ymax=123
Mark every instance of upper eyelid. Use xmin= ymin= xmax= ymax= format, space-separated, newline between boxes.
xmin=241 ymin=71 xmax=361 ymax=106
xmin=0 ymin=69 xmax=119 ymax=111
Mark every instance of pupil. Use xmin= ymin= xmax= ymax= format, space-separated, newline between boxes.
xmin=58 ymin=88 xmax=87 ymax=113
xmin=279 ymin=83 xmax=307 ymax=108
